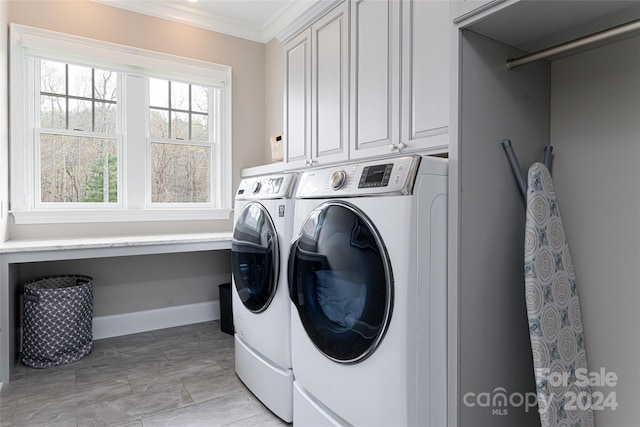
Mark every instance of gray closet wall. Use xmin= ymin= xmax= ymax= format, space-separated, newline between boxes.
xmin=550 ymin=35 xmax=640 ymax=427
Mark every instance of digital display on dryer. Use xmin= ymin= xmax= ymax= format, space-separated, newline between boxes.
xmin=358 ymin=164 xmax=393 ymax=188
xmin=266 ymin=177 xmax=283 ymax=194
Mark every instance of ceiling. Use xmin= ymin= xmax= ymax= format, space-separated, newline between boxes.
xmin=93 ymin=0 xmax=320 ymax=43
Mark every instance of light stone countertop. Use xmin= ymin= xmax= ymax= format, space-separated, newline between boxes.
xmin=0 ymin=232 xmax=233 ymax=254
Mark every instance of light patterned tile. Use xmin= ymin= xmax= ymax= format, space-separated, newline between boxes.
xmin=141 ymin=391 xmax=262 ymax=427
xmin=0 ymin=400 xmax=16 ymax=425
xmin=9 ymin=407 xmax=77 ymax=427
xmin=105 ymin=382 xmax=193 ymax=418
xmin=213 ymin=353 xmax=236 ymax=372
xmin=78 ymin=354 xmax=170 ymax=382
xmin=76 ymin=400 xmax=138 ymax=427
xmin=72 ymin=376 xmax=132 ymax=405
xmin=75 ymin=364 xmax=127 ymax=387
xmin=76 ymin=382 xmax=193 ymax=426
xmin=105 ymin=331 xmax=157 ymax=351
xmin=222 ymin=411 xmax=289 ymax=427
xmin=113 ymin=421 xmax=143 ymax=427
xmin=1 ymin=322 xmax=266 ymax=427
xmin=10 ymin=390 xmax=78 ymax=422
xmin=127 ymin=359 xmax=222 ymax=394
xmin=18 ymin=367 xmax=76 ymax=390
xmin=182 ymin=367 xmax=245 ymax=404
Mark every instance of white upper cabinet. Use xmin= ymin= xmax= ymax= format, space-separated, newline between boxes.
xmin=283 ymin=0 xmax=450 ymax=166
xmin=284 ymin=2 xmax=349 ymax=168
xmin=349 ymin=0 xmax=401 ymax=159
xmin=400 ymin=0 xmax=449 ymax=153
xmin=350 ymin=0 xmax=449 ymax=159
xmin=284 ymin=28 xmax=312 ymax=165
xmin=312 ymin=2 xmax=349 ymax=166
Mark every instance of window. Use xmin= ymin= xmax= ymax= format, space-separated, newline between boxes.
xmin=38 ymin=60 xmax=120 ymax=206
xmin=148 ymin=78 xmax=216 ymax=205
xmin=10 ymin=24 xmax=232 ymax=224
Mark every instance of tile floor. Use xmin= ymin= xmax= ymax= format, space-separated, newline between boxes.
xmin=0 ymin=321 xmax=288 ymax=426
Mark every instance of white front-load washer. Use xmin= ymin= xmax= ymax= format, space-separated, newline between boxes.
xmin=231 ymin=172 xmax=297 ymax=423
xmin=288 ymin=155 xmax=448 ymax=426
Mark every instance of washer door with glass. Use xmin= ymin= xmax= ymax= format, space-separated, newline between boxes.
xmin=289 ymin=201 xmax=393 ymax=363
xmin=232 ymin=202 xmax=279 ymax=313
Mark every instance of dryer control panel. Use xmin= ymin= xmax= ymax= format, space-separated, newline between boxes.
xmin=296 ymin=156 xmax=421 ymax=198
xmin=236 ymin=173 xmax=297 ymax=200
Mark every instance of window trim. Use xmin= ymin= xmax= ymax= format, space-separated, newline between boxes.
xmin=9 ymin=23 xmax=233 ymax=224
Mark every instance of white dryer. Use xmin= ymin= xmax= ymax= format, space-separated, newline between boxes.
xmin=231 ymin=172 xmax=297 ymax=423
xmin=288 ymin=155 xmax=448 ymax=426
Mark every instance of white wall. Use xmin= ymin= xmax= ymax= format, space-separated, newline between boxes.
xmin=551 ymin=35 xmax=640 ymax=427
xmin=265 ymin=38 xmax=285 ymax=164
xmin=0 ymin=0 xmax=8 ymax=243
xmin=0 ymin=0 xmax=7 ymax=385
xmin=3 ymin=0 xmax=255 ymax=318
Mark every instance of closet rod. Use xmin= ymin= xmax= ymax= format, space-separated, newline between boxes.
xmin=506 ymin=18 xmax=640 ymax=70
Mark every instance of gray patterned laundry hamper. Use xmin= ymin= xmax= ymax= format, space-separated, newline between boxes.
xmin=22 ymin=275 xmax=94 ymax=368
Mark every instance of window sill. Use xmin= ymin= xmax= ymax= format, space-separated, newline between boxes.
xmin=11 ymin=208 xmax=233 ymax=225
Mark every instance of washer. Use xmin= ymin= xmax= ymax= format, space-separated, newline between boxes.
xmin=288 ymin=155 xmax=448 ymax=426
xmin=231 ymin=172 xmax=297 ymax=423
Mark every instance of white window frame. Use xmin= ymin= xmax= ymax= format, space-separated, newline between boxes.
xmin=9 ymin=24 xmax=233 ymax=224
xmin=145 ymin=81 xmax=220 ymax=209
xmin=33 ymin=58 xmax=125 ymax=210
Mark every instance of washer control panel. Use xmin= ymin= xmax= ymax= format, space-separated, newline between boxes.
xmin=236 ymin=173 xmax=297 ymax=200
xmin=296 ymin=156 xmax=421 ymax=198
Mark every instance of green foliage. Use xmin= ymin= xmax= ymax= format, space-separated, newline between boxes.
xmin=82 ymin=153 xmax=118 ymax=203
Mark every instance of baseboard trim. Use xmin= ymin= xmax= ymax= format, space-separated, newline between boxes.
xmin=93 ymin=301 xmax=221 ymax=339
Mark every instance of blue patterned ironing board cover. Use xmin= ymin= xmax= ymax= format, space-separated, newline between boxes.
xmin=524 ymin=162 xmax=594 ymax=427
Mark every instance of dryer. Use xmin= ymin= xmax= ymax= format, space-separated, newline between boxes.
xmin=231 ymin=172 xmax=297 ymax=423
xmin=288 ymin=155 xmax=448 ymax=426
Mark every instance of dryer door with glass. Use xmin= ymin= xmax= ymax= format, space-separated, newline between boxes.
xmin=232 ymin=202 xmax=279 ymax=313
xmin=289 ymin=201 xmax=393 ymax=363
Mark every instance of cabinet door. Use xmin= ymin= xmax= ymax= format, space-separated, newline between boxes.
xmin=400 ymin=0 xmax=449 ymax=153
xmin=311 ymin=2 xmax=349 ymax=166
xmin=284 ymin=28 xmax=312 ymax=166
xmin=350 ymin=0 xmax=401 ymax=159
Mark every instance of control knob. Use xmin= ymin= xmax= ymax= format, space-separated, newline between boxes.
xmin=331 ymin=170 xmax=347 ymax=191
xmin=251 ymin=181 xmax=262 ymax=194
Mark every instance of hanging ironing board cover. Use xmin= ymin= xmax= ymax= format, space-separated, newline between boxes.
xmin=524 ymin=162 xmax=594 ymax=427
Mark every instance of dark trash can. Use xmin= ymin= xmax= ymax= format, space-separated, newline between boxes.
xmin=219 ymin=282 xmax=234 ymax=335
xmin=22 ymin=275 xmax=94 ymax=368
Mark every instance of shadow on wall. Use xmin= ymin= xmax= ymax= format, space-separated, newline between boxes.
xmin=17 ymin=250 xmax=232 ymax=317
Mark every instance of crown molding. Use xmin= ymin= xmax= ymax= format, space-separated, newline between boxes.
xmin=93 ymin=0 xmax=319 ymax=43
xmin=276 ymin=0 xmax=342 ymax=43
